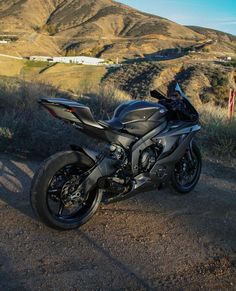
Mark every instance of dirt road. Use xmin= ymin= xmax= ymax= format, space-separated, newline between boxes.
xmin=0 ymin=154 xmax=235 ymax=290
xmin=0 ymin=54 xmax=23 ymax=60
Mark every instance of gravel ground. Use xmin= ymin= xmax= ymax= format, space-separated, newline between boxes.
xmin=0 ymin=154 xmax=235 ymax=290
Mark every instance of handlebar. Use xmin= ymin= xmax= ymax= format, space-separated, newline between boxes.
xmin=150 ymin=83 xmax=199 ymax=121
xmin=150 ymin=90 xmax=167 ymax=100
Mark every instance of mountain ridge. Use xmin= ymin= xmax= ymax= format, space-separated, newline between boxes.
xmin=187 ymin=26 xmax=236 ymax=42
xmin=0 ymin=0 xmax=235 ymax=58
xmin=0 ymin=0 xmax=204 ymax=57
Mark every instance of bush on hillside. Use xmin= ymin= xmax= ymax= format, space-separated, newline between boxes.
xmin=0 ymin=80 xmax=80 ymax=156
xmin=223 ymin=59 xmax=236 ymax=68
xmin=0 ymin=79 xmax=235 ymax=159
xmin=79 ymin=84 xmax=130 ymax=119
xmin=0 ymin=80 xmax=129 ymax=157
xmin=44 ymin=24 xmax=58 ymax=35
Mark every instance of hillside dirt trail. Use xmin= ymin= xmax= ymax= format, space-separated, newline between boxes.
xmin=0 ymin=153 xmax=235 ymax=290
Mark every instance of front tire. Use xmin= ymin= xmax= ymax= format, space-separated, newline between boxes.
xmin=170 ymin=143 xmax=202 ymax=194
xmin=30 ymin=151 xmax=102 ymax=230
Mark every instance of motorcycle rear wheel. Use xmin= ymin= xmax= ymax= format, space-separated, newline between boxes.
xmin=30 ymin=151 xmax=102 ymax=230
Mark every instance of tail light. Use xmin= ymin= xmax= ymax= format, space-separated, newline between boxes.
xmin=65 ymin=108 xmax=77 ymax=113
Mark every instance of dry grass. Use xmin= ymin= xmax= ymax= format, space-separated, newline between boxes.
xmin=0 ymin=79 xmax=81 ymax=157
xmin=0 ymin=78 xmax=235 ymax=159
xmin=38 ymin=64 xmax=106 ymax=93
xmin=0 ymin=58 xmax=24 ymax=76
xmin=199 ymin=104 xmax=236 ymax=156
xmin=77 ymin=84 xmax=131 ymax=119
xmin=0 ymin=58 xmax=107 ymax=94
xmin=0 ymin=79 xmax=129 ymax=157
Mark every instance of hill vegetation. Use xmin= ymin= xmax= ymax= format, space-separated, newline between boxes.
xmin=104 ymin=61 xmax=236 ymax=107
xmin=0 ymin=78 xmax=129 ymax=156
xmin=0 ymin=78 xmax=235 ymax=159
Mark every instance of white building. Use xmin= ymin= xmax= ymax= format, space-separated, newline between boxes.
xmin=0 ymin=40 xmax=8 ymax=44
xmin=29 ymin=55 xmax=105 ymax=66
xmin=52 ymin=56 xmax=105 ymax=65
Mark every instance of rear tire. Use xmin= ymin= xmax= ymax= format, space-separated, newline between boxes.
xmin=170 ymin=143 xmax=202 ymax=194
xmin=30 ymin=151 xmax=102 ymax=230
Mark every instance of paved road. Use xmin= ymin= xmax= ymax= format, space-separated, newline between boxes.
xmin=0 ymin=154 xmax=235 ymax=290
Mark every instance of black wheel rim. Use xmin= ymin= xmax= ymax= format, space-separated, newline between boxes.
xmin=174 ymin=149 xmax=200 ymax=189
xmin=46 ymin=164 xmax=97 ymax=223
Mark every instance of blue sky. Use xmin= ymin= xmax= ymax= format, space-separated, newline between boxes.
xmin=117 ymin=0 xmax=236 ymax=35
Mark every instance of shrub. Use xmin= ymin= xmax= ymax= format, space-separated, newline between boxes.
xmin=32 ymin=25 xmax=41 ymax=32
xmin=44 ymin=24 xmax=58 ymax=35
xmin=202 ymin=47 xmax=210 ymax=53
xmin=223 ymin=59 xmax=236 ymax=68
xmin=0 ymin=127 xmax=13 ymax=151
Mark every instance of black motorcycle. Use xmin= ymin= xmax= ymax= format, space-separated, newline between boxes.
xmin=30 ymin=83 xmax=202 ymax=230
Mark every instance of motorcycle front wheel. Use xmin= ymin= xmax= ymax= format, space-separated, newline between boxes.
xmin=170 ymin=143 xmax=202 ymax=194
xmin=30 ymin=151 xmax=102 ymax=230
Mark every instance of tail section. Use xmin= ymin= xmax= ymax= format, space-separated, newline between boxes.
xmin=39 ymin=98 xmax=103 ymax=129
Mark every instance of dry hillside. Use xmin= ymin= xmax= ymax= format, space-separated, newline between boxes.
xmin=188 ymin=26 xmax=236 ymax=43
xmin=187 ymin=26 xmax=236 ymax=54
xmin=0 ymin=0 xmax=206 ymax=58
xmin=0 ymin=0 xmax=235 ymax=106
xmin=104 ymin=59 xmax=236 ymax=106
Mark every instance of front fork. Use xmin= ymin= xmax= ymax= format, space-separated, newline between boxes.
xmin=186 ymin=140 xmax=196 ymax=168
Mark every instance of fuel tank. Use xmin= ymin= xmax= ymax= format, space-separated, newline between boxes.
xmin=112 ymin=100 xmax=168 ymax=136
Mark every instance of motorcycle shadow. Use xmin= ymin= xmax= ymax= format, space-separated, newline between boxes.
xmin=0 ymin=154 xmax=40 ymax=219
